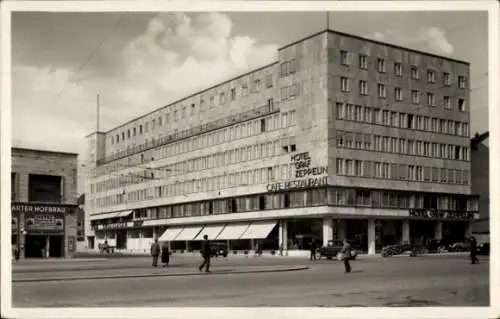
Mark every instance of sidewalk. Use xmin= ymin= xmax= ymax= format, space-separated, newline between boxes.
xmin=12 ymin=265 xmax=310 ymax=283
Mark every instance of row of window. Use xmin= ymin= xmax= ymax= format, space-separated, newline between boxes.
xmin=98 ymin=110 xmax=297 ymax=176
xmin=335 ymin=102 xmax=470 ymax=137
xmin=339 ymin=78 xmax=467 ymax=112
xmin=92 ymin=136 xmax=297 ymax=194
xmin=336 ymin=131 xmax=470 ymax=161
xmin=337 ymin=49 xmax=467 ymax=88
xmin=336 ymin=158 xmax=470 ymax=185
xmin=91 ymin=188 xmax=478 ymax=222
xmin=91 ymin=163 xmax=298 ymax=208
xmin=111 ymin=75 xmax=275 ymax=145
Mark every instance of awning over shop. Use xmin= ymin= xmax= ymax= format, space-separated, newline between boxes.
xmin=173 ymin=225 xmax=204 ymax=241
xmin=239 ymin=220 xmax=278 ymax=240
xmin=89 ymin=212 xmax=121 ymax=221
xmin=118 ymin=210 xmax=133 ymax=218
xmin=89 ymin=210 xmax=132 ymax=221
xmin=159 ymin=227 xmax=184 ymax=241
xmin=142 ymin=219 xmax=168 ymax=227
xmin=216 ymin=223 xmax=251 ymax=240
xmin=194 ymin=224 xmax=226 ymax=240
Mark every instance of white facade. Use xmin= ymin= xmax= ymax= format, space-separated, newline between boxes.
xmin=85 ymin=30 xmax=478 ymax=254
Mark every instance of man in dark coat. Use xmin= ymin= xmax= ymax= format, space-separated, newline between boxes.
xmin=198 ymin=234 xmax=211 ymax=273
xmin=469 ymin=237 xmax=479 ymax=264
xmin=161 ymin=241 xmax=170 ymax=267
xmin=309 ymin=239 xmax=317 ymax=261
xmin=150 ymin=239 xmax=161 ymax=267
xmin=341 ymin=239 xmax=352 ymax=273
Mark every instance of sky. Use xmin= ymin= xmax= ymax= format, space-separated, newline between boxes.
xmin=8 ymin=9 xmax=489 ymax=195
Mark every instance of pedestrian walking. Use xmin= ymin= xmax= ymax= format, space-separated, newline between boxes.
xmin=469 ymin=236 xmax=479 ymax=264
xmin=341 ymin=239 xmax=352 ymax=273
xmin=161 ymin=241 xmax=170 ymax=267
xmin=150 ymin=238 xmax=161 ymax=267
xmin=198 ymin=234 xmax=211 ymax=273
xmin=309 ymin=239 xmax=317 ymax=261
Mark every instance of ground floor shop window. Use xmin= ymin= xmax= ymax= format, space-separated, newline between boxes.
xmin=409 ymin=220 xmax=435 ymax=244
xmin=287 ymin=218 xmax=322 ymax=249
xmin=345 ymin=219 xmax=368 ymax=251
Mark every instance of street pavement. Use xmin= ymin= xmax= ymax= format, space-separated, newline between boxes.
xmin=11 ymin=254 xmax=489 ymax=307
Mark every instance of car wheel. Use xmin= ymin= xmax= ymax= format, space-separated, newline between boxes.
xmin=327 ymin=256 xmax=332 ymax=260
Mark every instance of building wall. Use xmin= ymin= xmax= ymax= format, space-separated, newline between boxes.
xmin=12 ymin=148 xmax=78 ymax=204
xmin=11 ymin=148 xmax=78 ymax=258
xmin=326 ymin=31 xmax=471 ymax=194
xmin=471 ymin=142 xmax=489 ymax=219
xmin=85 ymin=30 xmax=475 ymax=228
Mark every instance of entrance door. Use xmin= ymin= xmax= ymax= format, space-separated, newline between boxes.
xmin=25 ymin=235 xmax=47 ymax=258
xmin=87 ymin=236 xmax=95 ymax=249
xmin=49 ymin=236 xmax=63 ymax=258
xmin=116 ymin=230 xmax=127 ymax=249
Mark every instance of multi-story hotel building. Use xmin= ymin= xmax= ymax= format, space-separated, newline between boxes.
xmin=85 ymin=29 xmax=479 ymax=255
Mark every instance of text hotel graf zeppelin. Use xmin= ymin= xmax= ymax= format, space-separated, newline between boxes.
xmin=267 ymin=152 xmax=328 ymax=192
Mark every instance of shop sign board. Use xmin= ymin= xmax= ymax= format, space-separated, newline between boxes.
xmin=24 ymin=212 xmax=65 ymax=234
xmin=12 ymin=203 xmax=72 ymax=214
xmin=101 ymin=222 xmax=129 ymax=230
xmin=409 ymin=209 xmax=475 ymax=220
xmin=267 ymin=151 xmax=328 ymax=192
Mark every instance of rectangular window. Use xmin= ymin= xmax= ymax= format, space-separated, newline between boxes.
xmin=395 ymin=87 xmax=403 ymax=101
xmin=359 ymin=54 xmax=368 ymax=69
xmin=336 ymin=158 xmax=344 ymax=175
xmin=411 ymin=66 xmax=419 ymax=80
xmin=336 ymin=102 xmax=345 ymax=120
xmin=340 ymin=77 xmax=350 ymax=92
xmin=363 ymin=134 xmax=372 ymax=149
xmin=394 ymin=62 xmax=403 ymax=76
xmin=377 ymin=58 xmax=386 ymax=73
xmin=378 ymin=83 xmax=386 ymax=98
xmin=458 ymin=99 xmax=466 ymax=112
xmin=230 ymin=88 xmax=236 ymax=101
xmin=411 ymin=90 xmax=420 ymax=105
xmin=444 ymin=96 xmax=451 ymax=109
xmin=443 ymin=72 xmax=451 ymax=86
xmin=458 ymin=76 xmax=467 ymax=89
xmin=359 ymin=80 xmax=368 ymax=95
xmin=427 ymin=69 xmax=436 ymax=83
xmin=340 ymin=50 xmax=349 ymax=65
xmin=391 ymin=111 xmax=398 ymax=127
xmin=427 ymin=93 xmax=436 ymax=106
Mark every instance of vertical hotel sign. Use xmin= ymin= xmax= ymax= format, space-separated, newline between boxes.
xmin=267 ymin=152 xmax=328 ymax=192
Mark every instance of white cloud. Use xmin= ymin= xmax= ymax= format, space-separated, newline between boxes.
xmin=12 ymin=12 xmax=279 ymax=193
xmin=366 ymin=26 xmax=454 ymax=55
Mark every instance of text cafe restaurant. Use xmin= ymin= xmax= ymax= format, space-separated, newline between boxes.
xmin=12 ymin=203 xmax=78 ymax=259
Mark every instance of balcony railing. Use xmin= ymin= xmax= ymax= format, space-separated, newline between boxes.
xmin=97 ymin=103 xmax=277 ymax=166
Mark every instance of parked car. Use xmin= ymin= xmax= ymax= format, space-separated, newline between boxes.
xmin=210 ymin=243 xmax=228 ymax=258
xmin=448 ymin=241 xmax=471 ymax=252
xmin=381 ymin=244 xmax=427 ymax=257
xmin=318 ymin=240 xmax=358 ymax=260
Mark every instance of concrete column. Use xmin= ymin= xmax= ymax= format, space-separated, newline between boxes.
xmin=250 ymin=239 xmax=255 ymax=251
xmin=337 ymin=220 xmax=346 ymax=241
xmin=19 ymin=212 xmax=26 ymax=259
xmin=153 ymin=227 xmax=157 ymax=241
xmin=434 ymin=221 xmax=443 ymax=240
xmin=278 ymin=220 xmax=288 ymax=250
xmin=46 ymin=236 xmax=50 ymax=258
xmin=465 ymin=222 xmax=472 ymax=238
xmin=322 ymin=218 xmax=333 ymax=247
xmin=367 ymin=219 xmax=376 ymax=255
xmin=402 ymin=219 xmax=410 ymax=244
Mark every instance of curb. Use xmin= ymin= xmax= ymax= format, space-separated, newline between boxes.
xmin=13 ymin=266 xmax=310 ymax=283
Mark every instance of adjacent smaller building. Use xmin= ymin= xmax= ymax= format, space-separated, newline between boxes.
xmin=11 ymin=147 xmax=79 ymax=259
xmin=471 ymin=131 xmax=490 ymax=243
